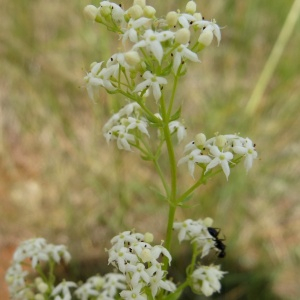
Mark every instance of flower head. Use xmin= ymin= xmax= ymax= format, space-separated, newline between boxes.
xmin=133 ymin=71 xmax=167 ymax=101
xmin=205 ymin=145 xmax=233 ymax=180
xmin=133 ymin=29 xmax=174 ymax=64
xmin=191 ymin=265 xmax=227 ymax=296
xmin=178 ymin=149 xmax=211 ymax=178
xmin=232 ymin=137 xmax=258 ymax=171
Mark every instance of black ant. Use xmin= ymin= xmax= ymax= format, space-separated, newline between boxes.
xmin=207 ymin=227 xmax=226 ymax=258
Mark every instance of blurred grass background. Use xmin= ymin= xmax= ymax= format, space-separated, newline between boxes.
xmin=1 ymin=0 xmax=300 ymax=299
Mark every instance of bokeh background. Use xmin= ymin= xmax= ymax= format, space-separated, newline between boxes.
xmin=1 ymin=0 xmax=300 ymax=299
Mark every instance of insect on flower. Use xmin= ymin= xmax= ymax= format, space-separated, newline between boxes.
xmin=207 ymin=227 xmax=226 ymax=258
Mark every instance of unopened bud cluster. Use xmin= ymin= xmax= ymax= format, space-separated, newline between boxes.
xmin=84 ymin=0 xmax=221 ymax=101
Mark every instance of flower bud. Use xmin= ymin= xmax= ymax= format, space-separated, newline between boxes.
xmin=83 ymin=5 xmax=99 ymax=21
xmin=166 ymin=11 xmax=178 ymax=27
xmin=193 ymin=12 xmax=202 ymax=21
xmin=198 ymin=28 xmax=214 ymax=46
xmin=34 ymin=294 xmax=45 ymax=300
xmin=175 ymin=28 xmax=190 ymax=44
xmin=124 ymin=51 xmax=141 ymax=66
xmin=140 ymin=248 xmax=152 ymax=263
xmin=195 ymin=133 xmax=206 ymax=146
xmin=215 ymin=135 xmax=227 ymax=148
xmin=34 ymin=277 xmax=43 ymax=285
xmin=93 ymin=277 xmax=105 ymax=289
xmin=127 ymin=5 xmax=143 ymax=19
xmin=203 ymin=217 xmax=213 ymax=227
xmin=186 ymin=1 xmax=197 ymax=14
xmin=25 ymin=290 xmax=35 ymax=299
xmin=37 ymin=282 xmax=48 ymax=293
xmin=144 ymin=5 xmax=156 ymax=18
xmin=134 ymin=0 xmax=146 ymax=8
xmin=100 ymin=5 xmax=111 ymax=18
xmin=144 ymin=232 xmax=154 ymax=243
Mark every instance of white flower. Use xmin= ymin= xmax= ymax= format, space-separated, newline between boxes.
xmin=191 ymin=265 xmax=226 ymax=296
xmin=232 ymin=137 xmax=257 ymax=172
xmin=97 ymin=290 xmax=115 ymax=300
xmin=178 ymin=149 xmax=211 ymax=178
xmin=149 ymin=269 xmax=173 ymax=297
xmin=192 ymin=230 xmax=216 ymax=258
xmin=122 ymin=18 xmax=150 ymax=44
xmin=108 ymin=247 xmax=138 ymax=273
xmin=168 ymin=121 xmax=187 ymax=143
xmin=110 ymin=231 xmax=142 ymax=250
xmin=126 ymin=263 xmax=151 ymax=286
xmin=151 ymin=245 xmax=172 ymax=265
xmin=133 ymin=71 xmax=167 ymax=101
xmin=13 ymin=238 xmax=49 ymax=268
xmin=173 ymin=219 xmax=216 ymax=257
xmin=84 ymin=62 xmax=116 ymax=100
xmin=74 ymin=282 xmax=99 ymax=300
xmin=184 ymin=140 xmax=197 ymax=153
xmin=103 ymin=273 xmax=127 ymax=298
xmin=205 ymin=146 xmax=233 ymax=180
xmin=87 ymin=275 xmax=105 ymax=289
xmin=172 ymin=44 xmax=200 ymax=73
xmin=51 ymin=281 xmax=77 ymax=300
xmin=126 ymin=117 xmax=149 ymax=137
xmin=178 ymin=13 xmax=196 ymax=28
xmin=105 ymin=125 xmax=135 ymax=151
xmin=46 ymin=244 xmax=71 ymax=264
xmin=133 ymin=29 xmax=174 ymax=64
xmin=120 ymin=284 xmax=146 ymax=300
xmin=100 ymin=1 xmax=125 ymax=25
xmin=103 ymin=113 xmax=121 ymax=133
xmin=194 ymin=20 xmax=221 ymax=46
xmin=118 ymin=102 xmax=141 ymax=117
xmin=173 ymin=219 xmax=205 ymax=242
xmin=5 ymin=263 xmax=28 ymax=296
xmin=129 ymin=241 xmax=151 ymax=258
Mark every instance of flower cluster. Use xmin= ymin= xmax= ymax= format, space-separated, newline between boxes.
xmin=103 ymin=102 xmax=149 ymax=151
xmin=84 ymin=0 xmax=221 ymax=101
xmin=173 ymin=218 xmax=227 ymax=297
xmin=178 ymin=133 xmax=258 ymax=179
xmin=5 ymin=238 xmax=128 ymax=300
xmin=5 ymin=238 xmax=72 ymax=300
xmin=173 ymin=218 xmax=220 ymax=258
xmin=191 ymin=265 xmax=227 ymax=296
xmin=73 ymin=273 xmax=126 ymax=300
xmin=107 ymin=231 xmax=176 ymax=299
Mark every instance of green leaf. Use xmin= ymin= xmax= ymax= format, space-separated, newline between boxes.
xmin=149 ymin=186 xmax=167 ymax=201
xmin=170 ymin=106 xmax=182 ymax=121
xmin=178 ymin=193 xmax=194 ymax=206
xmin=140 ymin=155 xmax=152 ymax=161
xmin=145 ymin=113 xmax=162 ymax=125
xmin=163 ymin=289 xmax=183 ymax=300
xmin=179 ymin=67 xmax=187 ymax=77
xmin=161 ymin=62 xmax=173 ymax=76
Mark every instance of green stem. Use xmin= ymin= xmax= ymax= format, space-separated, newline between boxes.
xmin=153 ymin=158 xmax=170 ymax=198
xmin=135 ymin=138 xmax=170 ymax=197
xmin=177 ymin=168 xmax=222 ymax=204
xmin=177 ymin=172 xmax=205 ymax=204
xmin=118 ymin=89 xmax=154 ymax=118
xmin=160 ymin=94 xmax=178 ymax=254
xmin=167 ymin=73 xmax=179 ymax=116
